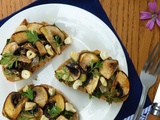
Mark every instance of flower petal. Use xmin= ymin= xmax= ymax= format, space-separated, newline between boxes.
xmin=146 ymin=18 xmax=155 ymax=30
xmin=148 ymin=0 xmax=157 ymax=12
xmin=156 ymin=17 xmax=160 ymax=26
xmin=158 ymin=10 xmax=160 ymax=16
xmin=140 ymin=11 xmax=152 ymax=19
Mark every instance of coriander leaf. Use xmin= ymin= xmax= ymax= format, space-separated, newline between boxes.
xmin=53 ymin=23 xmax=56 ymax=26
xmin=53 ymin=35 xmax=63 ymax=47
xmin=92 ymin=88 xmax=102 ymax=99
xmin=26 ymin=30 xmax=39 ymax=44
xmin=55 ymin=72 xmax=65 ymax=79
xmin=6 ymin=38 xmax=13 ymax=44
xmin=112 ymin=97 xmax=120 ymax=102
xmin=104 ymin=89 xmax=120 ymax=104
xmin=55 ymin=67 xmax=74 ymax=82
xmin=21 ymin=88 xmax=34 ymax=100
xmin=64 ymin=110 xmax=74 ymax=119
xmin=48 ymin=106 xmax=62 ymax=117
xmin=89 ymin=94 xmax=92 ymax=99
xmin=64 ymin=110 xmax=74 ymax=116
xmin=0 ymin=52 xmax=19 ymax=68
xmin=22 ymin=109 xmax=34 ymax=115
xmin=89 ymin=59 xmax=102 ymax=75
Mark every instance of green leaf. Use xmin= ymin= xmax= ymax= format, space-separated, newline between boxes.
xmin=64 ymin=110 xmax=74 ymax=119
xmin=26 ymin=30 xmax=39 ymax=44
xmin=55 ymin=69 xmax=65 ymax=79
xmin=48 ymin=106 xmax=62 ymax=117
xmin=89 ymin=94 xmax=92 ymax=99
xmin=21 ymin=88 xmax=34 ymax=100
xmin=6 ymin=38 xmax=13 ymax=44
xmin=104 ymin=89 xmax=120 ymax=104
xmin=64 ymin=110 xmax=74 ymax=116
xmin=0 ymin=52 xmax=19 ymax=68
xmin=53 ymin=35 xmax=63 ymax=47
xmin=53 ymin=23 xmax=56 ymax=26
xmin=89 ymin=59 xmax=102 ymax=75
xmin=92 ymin=88 xmax=102 ymax=99
xmin=55 ymin=66 xmax=74 ymax=82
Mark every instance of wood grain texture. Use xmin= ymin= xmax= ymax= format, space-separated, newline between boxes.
xmin=0 ymin=0 xmax=159 ymax=102
xmin=0 ymin=0 xmax=35 ymax=19
xmin=146 ymin=114 xmax=160 ymax=120
xmin=100 ymin=0 xmax=160 ymax=102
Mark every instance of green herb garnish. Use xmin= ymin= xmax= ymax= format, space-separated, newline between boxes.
xmin=21 ymin=88 xmax=34 ymax=100
xmin=0 ymin=52 xmax=19 ymax=68
xmin=48 ymin=106 xmax=62 ymax=117
xmin=53 ymin=23 xmax=56 ymax=26
xmin=92 ymin=88 xmax=102 ymax=99
xmin=104 ymin=89 xmax=120 ymax=104
xmin=64 ymin=110 xmax=74 ymax=119
xmin=64 ymin=110 xmax=74 ymax=116
xmin=89 ymin=94 xmax=92 ymax=99
xmin=54 ymin=35 xmax=63 ymax=47
xmin=55 ymin=67 xmax=74 ymax=82
xmin=55 ymin=67 xmax=68 ymax=79
xmin=6 ymin=38 xmax=13 ymax=44
xmin=26 ymin=30 xmax=39 ymax=44
xmin=89 ymin=59 xmax=102 ymax=75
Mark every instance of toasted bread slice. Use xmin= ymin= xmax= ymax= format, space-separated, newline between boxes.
xmin=0 ymin=19 xmax=72 ymax=82
xmin=2 ymin=84 xmax=79 ymax=120
xmin=55 ymin=50 xmax=130 ymax=104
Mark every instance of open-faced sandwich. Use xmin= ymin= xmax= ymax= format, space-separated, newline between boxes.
xmin=0 ymin=19 xmax=72 ymax=82
xmin=2 ymin=84 xmax=78 ymax=120
xmin=55 ymin=50 xmax=130 ymax=104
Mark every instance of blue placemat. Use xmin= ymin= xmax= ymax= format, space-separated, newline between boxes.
xmin=0 ymin=0 xmax=152 ymax=119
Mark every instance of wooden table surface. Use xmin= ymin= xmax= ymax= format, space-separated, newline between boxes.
xmin=0 ymin=0 xmax=159 ymax=104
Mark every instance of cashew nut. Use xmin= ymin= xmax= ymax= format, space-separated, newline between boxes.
xmin=99 ymin=85 xmax=107 ymax=93
xmin=70 ymin=51 xmax=79 ymax=62
xmin=21 ymin=70 xmax=32 ymax=79
xmin=48 ymin=87 xmax=56 ymax=96
xmin=25 ymin=102 xmax=36 ymax=111
xmin=100 ymin=76 xmax=107 ymax=86
xmin=56 ymin=115 xmax=68 ymax=120
xmin=65 ymin=102 xmax=76 ymax=113
xmin=64 ymin=36 xmax=72 ymax=44
xmin=100 ymin=51 xmax=109 ymax=60
xmin=40 ymin=115 xmax=49 ymax=120
xmin=26 ymin=50 xmax=36 ymax=59
xmin=45 ymin=44 xmax=54 ymax=56
xmin=72 ymin=80 xmax=82 ymax=90
xmin=22 ymin=85 xmax=29 ymax=92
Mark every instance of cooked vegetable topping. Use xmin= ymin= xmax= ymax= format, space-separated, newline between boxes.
xmin=89 ymin=59 xmax=102 ymax=76
xmin=55 ymin=50 xmax=130 ymax=104
xmin=48 ymin=106 xmax=62 ymax=117
xmin=104 ymin=90 xmax=121 ymax=104
xmin=26 ymin=30 xmax=39 ymax=44
xmin=0 ymin=52 xmax=19 ymax=68
xmin=55 ymin=67 xmax=74 ymax=82
xmin=2 ymin=84 xmax=78 ymax=120
xmin=21 ymin=87 xmax=34 ymax=100
xmin=0 ymin=19 xmax=71 ymax=81
xmin=21 ymin=70 xmax=32 ymax=79
xmin=54 ymin=35 xmax=63 ymax=47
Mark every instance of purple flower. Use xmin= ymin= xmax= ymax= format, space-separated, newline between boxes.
xmin=140 ymin=0 xmax=160 ymax=30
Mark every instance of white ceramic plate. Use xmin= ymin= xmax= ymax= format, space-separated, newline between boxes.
xmin=0 ymin=4 xmax=128 ymax=120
